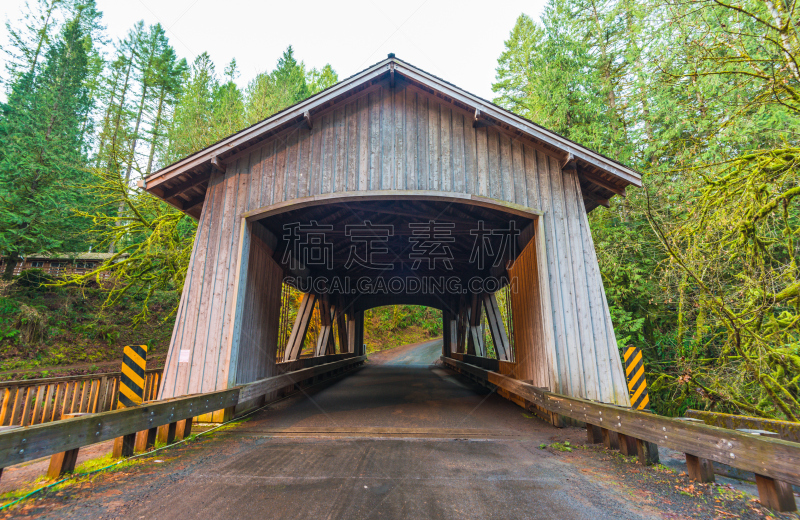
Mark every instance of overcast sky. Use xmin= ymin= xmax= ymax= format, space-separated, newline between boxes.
xmin=2 ymin=0 xmax=545 ymax=101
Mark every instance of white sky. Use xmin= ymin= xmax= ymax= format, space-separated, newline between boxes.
xmin=1 ymin=0 xmax=545 ymax=101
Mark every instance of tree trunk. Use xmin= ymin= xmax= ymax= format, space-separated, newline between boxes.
xmin=2 ymin=255 xmax=19 ymax=281
xmin=110 ymin=82 xmax=148 ymax=254
xmin=145 ymin=86 xmax=166 ymax=176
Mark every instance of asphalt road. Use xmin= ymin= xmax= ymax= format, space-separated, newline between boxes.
xmin=369 ymin=338 xmax=443 ymax=365
xmin=11 ymin=340 xmax=669 ymax=520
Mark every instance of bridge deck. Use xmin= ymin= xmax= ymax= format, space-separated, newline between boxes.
xmin=2 ymin=342 xmax=768 ymax=519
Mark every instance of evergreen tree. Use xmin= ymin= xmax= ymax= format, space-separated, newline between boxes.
xmin=2 ymin=0 xmax=61 ymax=82
xmin=144 ymin=46 xmax=186 ymax=175
xmin=245 ymin=46 xmax=337 ymax=125
xmin=493 ymin=0 xmax=800 ymax=419
xmin=0 ymin=2 xmax=101 ymax=278
xmin=272 ymin=46 xmax=309 ymax=106
xmin=211 ymin=59 xmax=245 ymax=139
xmin=306 ymin=63 xmax=338 ymax=93
xmin=164 ymin=52 xmax=220 ymax=161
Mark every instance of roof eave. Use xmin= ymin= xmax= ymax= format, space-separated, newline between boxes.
xmin=143 ymin=56 xmax=642 ymax=197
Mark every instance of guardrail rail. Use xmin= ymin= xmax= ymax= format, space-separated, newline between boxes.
xmin=0 ymin=354 xmax=366 ymax=482
xmin=442 ymin=355 xmax=799 ymax=512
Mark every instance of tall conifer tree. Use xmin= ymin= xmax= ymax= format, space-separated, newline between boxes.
xmin=0 ymin=1 xmax=101 ymax=278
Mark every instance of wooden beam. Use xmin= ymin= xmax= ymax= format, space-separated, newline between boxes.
xmin=586 ymin=424 xmax=603 ymax=444
xmin=210 ymin=155 xmax=226 ymax=173
xmin=483 ymin=292 xmax=511 ymax=361
xmin=562 ymin=152 xmax=575 ymax=170
xmin=347 ymin=313 xmax=356 ymax=354
xmin=47 ymin=447 xmax=78 ymax=479
xmin=473 ymin=108 xmax=496 ymax=128
xmin=389 ymin=63 xmax=396 ymax=88
xmin=335 ymin=303 xmax=348 ymax=355
xmin=283 ymin=293 xmax=317 ymax=362
xmin=239 ymin=355 xmax=366 ymax=402
xmin=314 ymin=299 xmax=334 ymax=357
xmin=161 ymin=169 xmax=212 ymax=200
xmin=579 ymin=171 xmax=625 ymax=197
xmin=582 ymin=189 xmax=610 ymax=208
xmin=352 ymin=311 xmax=365 ymax=356
xmin=467 ymin=293 xmax=485 ymax=357
xmin=618 ymin=432 xmax=639 ymax=456
xmin=0 ymin=357 xmax=366 ymax=469
xmin=177 ymin=192 xmax=206 ymax=213
xmin=601 ymin=428 xmax=620 ymax=450
xmin=456 ymin=298 xmax=468 ymax=354
xmin=686 ymin=454 xmax=715 ymax=483
xmin=756 ymin=474 xmax=797 ymax=512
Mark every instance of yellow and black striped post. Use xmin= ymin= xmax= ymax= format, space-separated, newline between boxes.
xmin=118 ymin=345 xmax=147 ymax=409
xmin=112 ymin=345 xmax=148 ymax=458
xmin=623 ymin=346 xmax=649 ymax=410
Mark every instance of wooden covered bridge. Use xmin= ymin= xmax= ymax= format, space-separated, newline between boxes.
xmin=141 ymin=54 xmax=641 ymax=414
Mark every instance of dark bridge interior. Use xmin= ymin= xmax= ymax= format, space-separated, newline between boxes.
xmin=256 ymin=198 xmax=535 ymax=311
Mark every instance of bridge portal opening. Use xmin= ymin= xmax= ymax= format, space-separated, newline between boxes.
xmin=218 ymin=194 xmax=542 ymax=398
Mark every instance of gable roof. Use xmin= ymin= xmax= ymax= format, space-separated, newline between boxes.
xmin=141 ymin=55 xmax=641 ymax=217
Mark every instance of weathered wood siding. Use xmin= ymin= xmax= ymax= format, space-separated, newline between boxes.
xmin=159 ymin=80 xmax=630 ymax=405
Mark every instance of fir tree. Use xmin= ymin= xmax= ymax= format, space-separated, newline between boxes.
xmin=0 ymin=2 xmax=101 ymax=278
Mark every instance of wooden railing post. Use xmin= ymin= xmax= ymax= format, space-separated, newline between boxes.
xmin=46 ymin=448 xmax=79 ymax=480
xmin=157 ymin=422 xmax=177 ymax=445
xmin=686 ymin=454 xmax=715 ymax=483
xmin=112 ymin=433 xmax=137 ymax=458
xmin=586 ymin=424 xmax=603 ymax=444
xmin=47 ymin=413 xmax=87 ymax=478
xmin=755 ymin=474 xmax=797 ymax=512
xmin=635 ymin=438 xmax=659 ymax=466
xmin=600 ymin=428 xmax=619 ymax=450
xmin=134 ymin=427 xmax=157 ymax=453
xmin=617 ymin=433 xmax=638 ymax=456
xmin=175 ymin=418 xmax=193 ymax=440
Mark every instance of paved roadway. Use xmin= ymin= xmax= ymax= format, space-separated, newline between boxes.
xmin=16 ymin=340 xmax=667 ymax=519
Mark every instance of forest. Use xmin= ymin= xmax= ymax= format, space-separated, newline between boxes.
xmin=0 ymin=0 xmax=797 ymax=421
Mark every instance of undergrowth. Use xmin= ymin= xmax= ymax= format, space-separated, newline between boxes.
xmin=0 ymin=270 xmax=178 ymax=380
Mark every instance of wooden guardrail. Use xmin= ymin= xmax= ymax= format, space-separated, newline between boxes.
xmin=442 ymin=356 xmax=799 ymax=512
xmin=0 ymin=355 xmax=365 ymax=471
xmin=0 ymin=369 xmax=163 ymax=427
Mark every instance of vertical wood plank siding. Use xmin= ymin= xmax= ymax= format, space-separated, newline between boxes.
xmin=160 ymin=81 xmax=630 ymax=405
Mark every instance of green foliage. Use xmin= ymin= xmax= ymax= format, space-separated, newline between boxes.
xmin=0 ymin=296 xmax=21 ymax=342
xmin=541 ymin=441 xmax=572 ymax=452
xmin=364 ymin=305 xmax=442 ymax=353
xmin=11 ymin=268 xmax=54 ymax=292
xmin=494 ymin=0 xmax=800 ymax=419
xmin=245 ymin=46 xmax=338 ymax=126
xmin=0 ymin=3 xmax=103 ymax=275
xmin=0 ymin=284 xmax=178 ymax=379
xmin=14 ymin=303 xmax=47 ymax=343
xmin=61 ymin=166 xmax=196 ymax=325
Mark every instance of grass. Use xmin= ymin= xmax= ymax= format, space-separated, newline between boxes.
xmin=0 ymin=454 xmax=142 ymax=508
xmin=540 ymin=440 xmax=573 ymax=452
